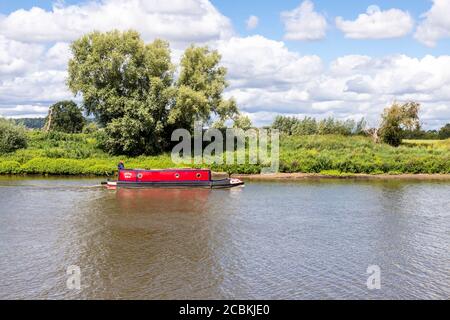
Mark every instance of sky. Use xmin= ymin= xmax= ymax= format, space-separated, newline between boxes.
xmin=1 ymin=0 xmax=450 ymax=128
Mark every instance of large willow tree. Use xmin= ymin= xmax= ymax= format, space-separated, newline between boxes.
xmin=67 ymin=30 xmax=240 ymax=156
xmin=169 ymin=45 xmax=238 ymax=130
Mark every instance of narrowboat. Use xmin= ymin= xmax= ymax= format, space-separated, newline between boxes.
xmin=103 ymin=169 xmax=244 ymax=189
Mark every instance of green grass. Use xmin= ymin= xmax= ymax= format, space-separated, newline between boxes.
xmin=279 ymin=135 xmax=450 ymax=174
xmin=0 ymin=131 xmax=449 ymax=175
xmin=403 ymin=139 xmax=440 ymax=146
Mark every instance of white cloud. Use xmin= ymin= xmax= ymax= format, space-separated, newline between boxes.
xmin=0 ymin=36 xmax=45 ymax=76
xmin=0 ymin=0 xmax=234 ymax=46
xmin=45 ymin=42 xmax=72 ymax=69
xmin=214 ymin=35 xmax=450 ymax=127
xmin=246 ymin=15 xmax=259 ymax=30
xmin=1 ymin=1 xmax=450 ymax=128
xmin=415 ymin=0 xmax=450 ymax=47
xmin=0 ymin=0 xmax=233 ymax=118
xmin=336 ymin=5 xmax=414 ymax=39
xmin=0 ymin=105 xmax=50 ymax=118
xmin=2 ymin=31 xmax=450 ymax=128
xmin=0 ymin=70 xmax=71 ymax=106
xmin=281 ymin=0 xmax=327 ymax=41
xmin=215 ymin=36 xmax=322 ymax=89
xmin=0 ymin=37 xmax=72 ymax=114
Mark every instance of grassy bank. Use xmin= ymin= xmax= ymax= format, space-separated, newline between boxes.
xmin=0 ymin=131 xmax=449 ymax=176
xmin=279 ymin=135 xmax=450 ymax=174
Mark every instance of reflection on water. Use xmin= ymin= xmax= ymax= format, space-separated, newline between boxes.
xmin=0 ymin=177 xmax=449 ymax=299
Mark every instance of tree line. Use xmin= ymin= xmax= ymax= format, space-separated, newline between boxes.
xmin=272 ymin=101 xmax=450 ymax=146
xmin=272 ymin=116 xmax=367 ymax=136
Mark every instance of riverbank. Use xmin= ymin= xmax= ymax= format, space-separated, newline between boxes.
xmin=2 ymin=172 xmax=450 ymax=182
xmin=0 ymin=131 xmax=449 ymax=175
xmin=231 ymin=172 xmax=450 ymax=181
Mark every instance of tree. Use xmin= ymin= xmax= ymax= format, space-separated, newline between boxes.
xmin=438 ymin=123 xmax=450 ymax=139
xmin=379 ymin=101 xmax=420 ymax=147
xmin=272 ymin=115 xmax=365 ymax=136
xmin=68 ymin=30 xmax=239 ymax=155
xmin=366 ymin=128 xmax=380 ymax=143
xmin=168 ymin=45 xmax=238 ymax=130
xmin=355 ymin=118 xmax=367 ymax=135
xmin=44 ymin=100 xmax=85 ymax=133
xmin=233 ymin=115 xmax=252 ymax=130
xmin=0 ymin=118 xmax=27 ymax=154
xmin=292 ymin=117 xmax=317 ymax=135
xmin=68 ymin=30 xmax=175 ymax=155
xmin=272 ymin=116 xmax=297 ymax=135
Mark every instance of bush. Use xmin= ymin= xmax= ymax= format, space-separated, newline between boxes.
xmin=84 ymin=164 xmax=115 ymax=176
xmin=20 ymin=158 xmax=85 ymax=175
xmin=0 ymin=119 xmax=27 ymax=154
xmin=0 ymin=160 xmax=21 ymax=174
xmin=82 ymin=122 xmax=99 ymax=134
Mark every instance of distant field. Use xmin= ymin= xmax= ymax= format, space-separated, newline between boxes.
xmin=403 ymin=139 xmax=440 ymax=145
xmin=0 ymin=131 xmax=449 ymax=175
xmin=403 ymin=139 xmax=450 ymax=148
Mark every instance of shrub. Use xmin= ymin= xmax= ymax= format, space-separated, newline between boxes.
xmin=0 ymin=119 xmax=27 ymax=154
xmin=84 ymin=164 xmax=115 ymax=176
xmin=0 ymin=160 xmax=21 ymax=174
xmin=20 ymin=158 xmax=85 ymax=175
xmin=82 ymin=122 xmax=99 ymax=134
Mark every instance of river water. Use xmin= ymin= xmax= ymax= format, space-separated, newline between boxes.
xmin=0 ymin=176 xmax=449 ymax=299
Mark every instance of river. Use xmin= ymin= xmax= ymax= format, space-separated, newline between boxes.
xmin=0 ymin=176 xmax=449 ymax=299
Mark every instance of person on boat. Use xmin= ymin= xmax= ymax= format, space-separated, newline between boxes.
xmin=118 ymin=161 xmax=125 ymax=171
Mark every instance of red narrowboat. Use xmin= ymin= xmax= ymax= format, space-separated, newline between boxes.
xmin=103 ymin=169 xmax=244 ymax=189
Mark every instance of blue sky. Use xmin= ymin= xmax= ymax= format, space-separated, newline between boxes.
xmin=0 ymin=0 xmax=449 ymax=128
xmin=215 ymin=0 xmax=450 ymax=61
xmin=1 ymin=0 xmax=447 ymax=60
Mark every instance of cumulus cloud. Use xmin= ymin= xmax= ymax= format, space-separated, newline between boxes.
xmin=0 ymin=35 xmax=73 ymax=114
xmin=415 ymin=0 xmax=450 ymax=47
xmin=215 ymin=36 xmax=322 ymax=89
xmin=214 ymin=35 xmax=450 ymax=127
xmin=0 ymin=69 xmax=71 ymax=106
xmin=0 ymin=105 xmax=50 ymax=118
xmin=1 ymin=1 xmax=450 ymax=129
xmin=0 ymin=36 xmax=45 ymax=76
xmin=246 ymin=15 xmax=259 ymax=30
xmin=336 ymin=5 xmax=414 ymax=39
xmin=281 ymin=0 xmax=327 ymax=41
xmin=45 ymin=42 xmax=72 ymax=69
xmin=2 ymin=31 xmax=450 ymax=128
xmin=0 ymin=0 xmax=234 ymax=46
xmin=0 ymin=0 xmax=233 ymax=118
